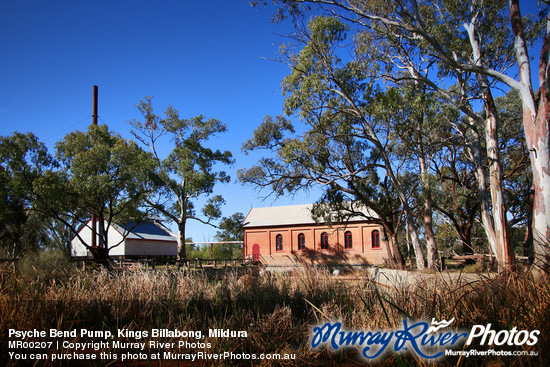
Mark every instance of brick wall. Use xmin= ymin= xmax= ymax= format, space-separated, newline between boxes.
xmin=244 ymin=222 xmax=386 ymax=265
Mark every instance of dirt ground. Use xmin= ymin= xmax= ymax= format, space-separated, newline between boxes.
xmin=364 ymin=267 xmax=494 ymax=289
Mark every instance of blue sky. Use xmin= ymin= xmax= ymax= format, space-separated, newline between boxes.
xmin=0 ymin=1 xmax=544 ymax=243
xmin=0 ymin=0 xmax=321 ymax=242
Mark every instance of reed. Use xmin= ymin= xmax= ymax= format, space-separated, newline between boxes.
xmin=1 ymin=263 xmax=548 ymax=366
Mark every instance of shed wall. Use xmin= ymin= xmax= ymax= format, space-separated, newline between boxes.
xmin=124 ymin=239 xmax=177 ymax=256
xmin=70 ymin=222 xmax=126 ymax=257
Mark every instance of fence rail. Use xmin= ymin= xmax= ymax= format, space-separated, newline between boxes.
xmin=0 ymin=257 xmax=249 ymax=272
xmin=68 ymin=257 xmax=248 ymax=270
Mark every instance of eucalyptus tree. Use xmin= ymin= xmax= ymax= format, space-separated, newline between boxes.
xmin=427 ymin=91 xmax=530 ymax=259
xmin=375 ymin=84 xmax=448 ymax=269
xmin=239 ymin=17 xmax=429 ymax=268
xmin=0 ymin=132 xmax=54 ymax=257
xmin=496 ymin=91 xmax=533 ymax=256
xmin=129 ymin=98 xmax=234 ymax=260
xmin=40 ymin=124 xmax=157 ymax=262
xmin=311 ymin=174 xmax=408 ymax=269
xmin=253 ymin=0 xmax=549 ymax=270
xmin=432 ymin=140 xmax=481 ymax=256
xmin=239 ymin=114 xmax=408 ymax=268
xmin=212 ymin=212 xmax=245 ymax=259
xmin=215 ymin=212 xmax=245 ymax=242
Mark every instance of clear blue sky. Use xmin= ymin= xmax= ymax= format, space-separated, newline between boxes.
xmin=0 ymin=1 xmax=544 ymax=242
xmin=0 ymin=0 xmax=320 ymax=242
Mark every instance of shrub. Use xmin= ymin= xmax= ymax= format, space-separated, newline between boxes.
xmin=16 ymin=248 xmax=76 ymax=289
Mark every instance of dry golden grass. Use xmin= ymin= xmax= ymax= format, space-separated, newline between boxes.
xmin=1 ymin=264 xmax=548 ymax=366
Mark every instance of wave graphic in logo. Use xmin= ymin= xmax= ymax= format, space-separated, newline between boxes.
xmin=427 ymin=318 xmax=455 ymax=333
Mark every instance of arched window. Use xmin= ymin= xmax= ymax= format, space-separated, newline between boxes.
xmin=298 ymin=233 xmax=306 ymax=250
xmin=344 ymin=231 xmax=353 ymax=249
xmin=372 ymin=230 xmax=380 ymax=249
xmin=320 ymin=232 xmax=329 ymax=249
xmin=276 ymin=234 xmax=283 ymax=251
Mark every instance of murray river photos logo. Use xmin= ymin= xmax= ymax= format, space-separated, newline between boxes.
xmin=310 ymin=318 xmax=540 ymax=360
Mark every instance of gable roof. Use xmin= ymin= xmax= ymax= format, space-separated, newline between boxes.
xmin=243 ymin=203 xmax=378 ymax=228
xmin=113 ymin=221 xmax=176 ymax=242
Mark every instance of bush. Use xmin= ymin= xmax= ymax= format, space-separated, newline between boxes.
xmin=16 ymin=248 xmax=76 ymax=288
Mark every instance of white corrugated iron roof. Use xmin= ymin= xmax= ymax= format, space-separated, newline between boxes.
xmin=242 ymin=203 xmax=378 ymax=228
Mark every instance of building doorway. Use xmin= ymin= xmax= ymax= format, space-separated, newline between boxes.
xmin=252 ymin=243 xmax=260 ymax=261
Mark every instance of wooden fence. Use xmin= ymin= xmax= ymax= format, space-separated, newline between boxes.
xmin=69 ymin=257 xmax=247 ymax=270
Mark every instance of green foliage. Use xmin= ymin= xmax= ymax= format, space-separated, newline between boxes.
xmin=241 ymin=115 xmax=294 ymax=152
xmin=202 ymin=195 xmax=226 ymax=221
xmin=55 ymin=124 xmax=156 ymax=216
xmin=0 ymin=132 xmax=56 ymax=256
xmin=41 ymin=124 xmax=158 ymax=257
xmin=496 ymin=91 xmax=531 ymax=228
xmin=129 ymin=98 xmax=234 ymax=259
xmin=213 ymin=212 xmax=245 ymax=259
xmin=246 ymin=1 xmax=545 ymax=265
xmin=215 ymin=212 xmax=245 ymax=242
xmin=17 ymin=248 xmax=76 ymax=288
xmin=239 ymin=15 xmax=421 ymax=267
xmin=187 ymin=242 xmax=241 ymax=260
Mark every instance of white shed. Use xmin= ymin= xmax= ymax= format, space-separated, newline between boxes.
xmin=70 ymin=220 xmax=177 ymax=258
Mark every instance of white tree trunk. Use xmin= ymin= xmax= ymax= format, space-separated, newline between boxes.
xmin=524 ymin=104 xmax=550 ymax=269
xmin=466 ymin=19 xmax=513 ymax=270
xmin=464 ymin=115 xmax=499 ymax=259
xmin=357 ymin=105 xmax=427 ymax=270
xmin=418 ymin=152 xmax=438 ymax=270
xmin=380 ymin=149 xmax=426 ymax=270
xmin=511 ymin=0 xmax=550 ymax=270
xmin=484 ymin=111 xmax=513 ymax=269
xmin=404 ymin=209 xmax=426 ymax=270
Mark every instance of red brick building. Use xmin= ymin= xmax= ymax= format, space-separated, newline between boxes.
xmin=242 ymin=204 xmax=387 ymax=266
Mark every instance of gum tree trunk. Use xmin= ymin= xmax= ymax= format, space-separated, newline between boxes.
xmin=419 ymin=153 xmax=438 ymax=270
xmin=510 ymin=0 xmax=550 ymax=269
xmin=381 ymin=223 xmax=405 ymax=270
xmin=177 ymin=220 xmax=187 ymax=261
xmin=465 ymin=19 xmax=513 ymax=270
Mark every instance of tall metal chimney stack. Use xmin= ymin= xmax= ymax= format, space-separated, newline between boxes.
xmin=92 ymin=85 xmax=98 ymax=125
xmin=91 ymin=85 xmax=98 ymax=248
